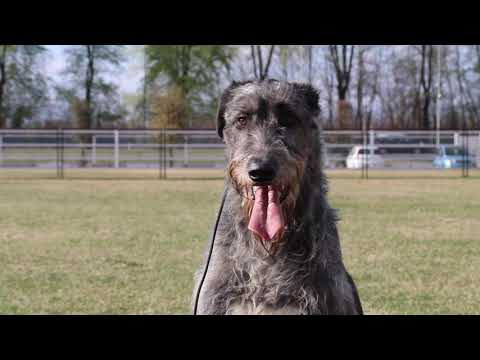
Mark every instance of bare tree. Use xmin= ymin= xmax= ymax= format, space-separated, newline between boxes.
xmin=454 ymin=46 xmax=468 ymax=127
xmin=455 ymin=46 xmax=480 ymax=128
xmin=355 ymin=46 xmax=367 ymax=129
xmin=364 ymin=47 xmax=382 ymax=130
xmin=250 ymin=45 xmax=275 ymax=80
xmin=444 ymin=49 xmax=459 ymax=129
xmin=62 ymin=45 xmax=125 ymax=129
xmin=329 ymin=45 xmax=355 ymax=101
xmin=320 ymin=49 xmax=336 ymax=128
xmin=305 ymin=45 xmax=313 ymax=84
xmin=0 ymin=45 xmax=7 ymax=127
xmin=277 ymin=45 xmax=296 ymax=81
xmin=329 ymin=45 xmax=355 ymax=128
xmin=419 ymin=45 xmax=435 ymax=129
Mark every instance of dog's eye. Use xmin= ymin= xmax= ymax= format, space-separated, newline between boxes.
xmin=235 ymin=116 xmax=248 ymax=128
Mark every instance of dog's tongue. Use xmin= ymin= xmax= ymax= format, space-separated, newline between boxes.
xmin=248 ymin=186 xmax=285 ymax=242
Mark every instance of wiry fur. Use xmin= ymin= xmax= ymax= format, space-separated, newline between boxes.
xmin=193 ymin=79 xmax=363 ymax=315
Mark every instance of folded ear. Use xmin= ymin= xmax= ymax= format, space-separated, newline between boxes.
xmin=216 ymin=80 xmax=253 ymax=138
xmin=292 ymin=83 xmax=321 ymax=118
xmin=215 ymin=86 xmax=231 ymax=139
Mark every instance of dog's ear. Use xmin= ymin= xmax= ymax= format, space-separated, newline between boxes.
xmin=216 ymin=80 xmax=252 ymax=139
xmin=292 ymin=83 xmax=321 ymax=128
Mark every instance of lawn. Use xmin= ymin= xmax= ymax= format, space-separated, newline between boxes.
xmin=0 ymin=169 xmax=479 ymax=314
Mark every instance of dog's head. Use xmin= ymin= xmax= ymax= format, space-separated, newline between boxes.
xmin=216 ymin=79 xmax=320 ymax=249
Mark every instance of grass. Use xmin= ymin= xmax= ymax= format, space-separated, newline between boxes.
xmin=0 ymin=147 xmax=225 ymax=167
xmin=0 ymin=169 xmax=479 ymax=314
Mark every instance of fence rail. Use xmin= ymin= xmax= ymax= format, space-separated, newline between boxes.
xmin=0 ymin=129 xmax=479 ymax=178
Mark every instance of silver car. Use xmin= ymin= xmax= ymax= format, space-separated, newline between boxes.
xmin=433 ymin=146 xmax=477 ymax=169
xmin=346 ymin=146 xmax=385 ymax=169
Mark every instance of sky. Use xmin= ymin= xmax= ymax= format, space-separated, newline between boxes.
xmin=43 ymin=45 xmax=144 ymax=96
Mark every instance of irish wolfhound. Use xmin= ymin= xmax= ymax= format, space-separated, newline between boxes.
xmin=193 ymin=79 xmax=363 ymax=315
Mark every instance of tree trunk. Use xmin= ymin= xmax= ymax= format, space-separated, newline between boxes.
xmin=257 ymin=46 xmax=264 ymax=79
xmin=423 ymin=96 xmax=431 ymax=129
xmin=143 ymin=45 xmax=148 ymax=127
xmin=250 ymin=45 xmax=258 ymax=79
xmin=251 ymin=45 xmax=275 ymax=80
xmin=419 ymin=45 xmax=434 ymax=129
xmin=262 ymin=45 xmax=275 ymax=80
xmin=455 ymin=46 xmax=468 ymax=129
xmin=85 ymin=45 xmax=95 ymax=129
xmin=0 ymin=45 xmax=7 ymax=128
xmin=329 ymin=45 xmax=355 ymax=127
xmin=306 ymin=45 xmax=313 ymax=84
xmin=355 ymin=48 xmax=365 ymax=130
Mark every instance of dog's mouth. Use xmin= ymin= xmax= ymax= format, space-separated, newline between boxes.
xmin=248 ymin=184 xmax=289 ymax=204
xmin=246 ymin=184 xmax=287 ymax=243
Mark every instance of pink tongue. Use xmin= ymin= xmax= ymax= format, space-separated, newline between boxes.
xmin=248 ymin=186 xmax=285 ymax=242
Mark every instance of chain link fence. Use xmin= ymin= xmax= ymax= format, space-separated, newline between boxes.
xmin=0 ymin=129 xmax=479 ymax=179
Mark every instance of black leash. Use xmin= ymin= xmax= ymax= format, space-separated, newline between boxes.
xmin=193 ymin=188 xmax=228 ymax=315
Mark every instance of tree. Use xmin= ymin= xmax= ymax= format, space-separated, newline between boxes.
xmin=150 ymin=85 xmax=187 ymax=129
xmin=60 ymin=45 xmax=126 ymax=129
xmin=355 ymin=46 xmax=367 ymax=129
xmin=276 ymin=45 xmax=301 ymax=81
xmin=58 ymin=45 xmax=125 ymax=166
xmin=0 ymin=45 xmax=48 ymax=128
xmin=329 ymin=45 xmax=355 ymax=128
xmin=145 ymin=45 xmax=235 ymax=120
xmin=454 ymin=46 xmax=480 ymax=128
xmin=361 ymin=46 xmax=382 ymax=130
xmin=329 ymin=45 xmax=355 ymax=101
xmin=319 ymin=48 xmax=336 ymax=128
xmin=250 ymin=45 xmax=275 ymax=81
xmin=0 ymin=45 xmax=7 ymax=127
xmin=418 ymin=45 xmax=435 ymax=129
xmin=305 ymin=45 xmax=314 ymax=85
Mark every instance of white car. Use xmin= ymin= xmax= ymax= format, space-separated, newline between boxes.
xmin=346 ymin=146 xmax=385 ymax=169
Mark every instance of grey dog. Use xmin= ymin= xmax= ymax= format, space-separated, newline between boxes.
xmin=193 ymin=79 xmax=363 ymax=315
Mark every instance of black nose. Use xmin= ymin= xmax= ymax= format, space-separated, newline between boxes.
xmin=248 ymin=159 xmax=277 ymax=183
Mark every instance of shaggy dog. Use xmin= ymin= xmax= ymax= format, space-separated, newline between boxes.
xmin=193 ymin=79 xmax=363 ymax=315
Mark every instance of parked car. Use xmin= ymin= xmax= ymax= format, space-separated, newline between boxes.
xmin=433 ymin=146 xmax=477 ymax=169
xmin=324 ymin=147 xmax=349 ymax=168
xmin=346 ymin=146 xmax=385 ymax=169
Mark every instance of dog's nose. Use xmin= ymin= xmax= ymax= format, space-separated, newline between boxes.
xmin=248 ymin=159 xmax=277 ymax=183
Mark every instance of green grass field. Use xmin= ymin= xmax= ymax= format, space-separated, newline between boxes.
xmin=0 ymin=147 xmax=225 ymax=166
xmin=0 ymin=169 xmax=479 ymax=314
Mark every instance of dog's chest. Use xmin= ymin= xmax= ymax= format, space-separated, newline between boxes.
xmin=227 ymin=302 xmax=303 ymax=315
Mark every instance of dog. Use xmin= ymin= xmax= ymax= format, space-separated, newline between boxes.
xmin=193 ymin=79 xmax=363 ymax=315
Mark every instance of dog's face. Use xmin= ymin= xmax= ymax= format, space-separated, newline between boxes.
xmin=217 ymin=79 xmax=320 ymax=249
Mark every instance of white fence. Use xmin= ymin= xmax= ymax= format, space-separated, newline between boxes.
xmin=0 ymin=129 xmax=479 ymax=170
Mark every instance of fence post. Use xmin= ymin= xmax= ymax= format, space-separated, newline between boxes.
xmin=92 ymin=135 xmax=96 ymax=165
xmin=454 ymin=132 xmax=459 ymax=146
xmin=56 ymin=129 xmax=60 ymax=178
xmin=0 ymin=134 xmax=3 ymax=166
xmin=114 ymin=130 xmax=119 ymax=169
xmin=60 ymin=128 xmax=64 ymax=179
xmin=184 ymin=135 xmax=189 ymax=168
xmin=477 ymin=131 xmax=480 ymax=168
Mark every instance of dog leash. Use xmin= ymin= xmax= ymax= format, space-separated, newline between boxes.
xmin=193 ymin=187 xmax=228 ymax=315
